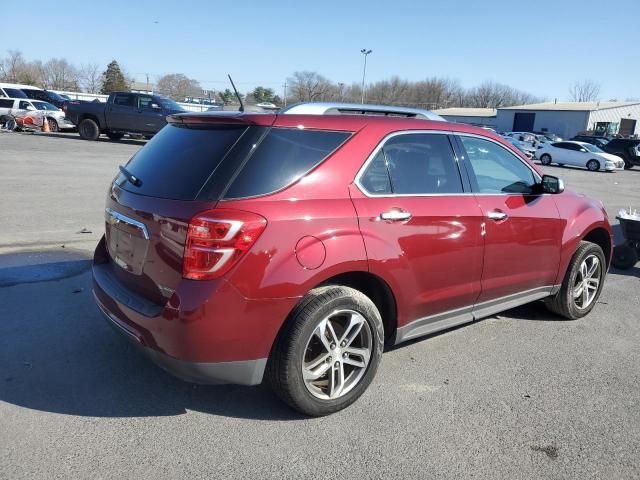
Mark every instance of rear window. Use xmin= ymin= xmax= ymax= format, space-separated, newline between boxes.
xmin=117 ymin=124 xmax=247 ymax=200
xmin=223 ymin=128 xmax=350 ymax=199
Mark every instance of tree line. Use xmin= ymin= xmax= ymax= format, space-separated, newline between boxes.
xmin=1 ymin=50 xmax=609 ymax=108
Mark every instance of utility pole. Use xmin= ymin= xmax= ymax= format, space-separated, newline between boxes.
xmin=283 ymin=82 xmax=288 ymax=106
xmin=146 ymin=73 xmax=150 ymax=93
xmin=360 ymin=49 xmax=372 ymax=104
xmin=338 ymin=82 xmax=345 ymax=101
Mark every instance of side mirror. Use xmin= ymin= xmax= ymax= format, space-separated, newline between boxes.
xmin=25 ymin=105 xmax=36 ymax=111
xmin=541 ymin=174 xmax=564 ymax=194
xmin=580 ymin=148 xmax=587 ymax=153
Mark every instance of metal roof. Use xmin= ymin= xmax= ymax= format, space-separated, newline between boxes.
xmin=280 ymin=102 xmax=446 ymax=121
xmin=433 ymin=107 xmax=497 ymax=117
xmin=499 ymin=101 xmax=640 ymax=112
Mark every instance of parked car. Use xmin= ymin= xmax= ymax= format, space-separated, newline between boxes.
xmin=65 ymin=91 xmax=185 ymax=140
xmin=535 ymin=132 xmax=563 ymax=142
xmin=536 ymin=141 xmax=624 ymax=171
xmin=0 ymin=82 xmax=31 ymax=99
xmin=503 ymin=136 xmax=537 ymax=158
xmin=93 ymin=103 xmax=612 ymax=416
xmin=601 ymin=138 xmax=640 ymax=169
xmin=21 ymin=88 xmax=70 ymax=109
xmin=571 ymin=135 xmax=611 ymax=149
xmin=0 ymin=98 xmax=75 ymax=131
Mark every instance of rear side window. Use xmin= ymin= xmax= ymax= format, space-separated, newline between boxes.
xmin=117 ymin=124 xmax=247 ymax=200
xmin=5 ymin=88 xmax=28 ymax=98
xmin=0 ymin=99 xmax=13 ymax=108
xmin=113 ymin=94 xmax=136 ymax=107
xmin=360 ymin=133 xmax=463 ymax=195
xmin=223 ymin=128 xmax=350 ymax=199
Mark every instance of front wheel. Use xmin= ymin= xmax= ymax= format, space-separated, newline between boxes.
xmin=46 ymin=117 xmax=59 ymax=132
xmin=540 ymin=154 xmax=552 ymax=165
xmin=545 ymin=241 xmax=606 ymax=319
xmin=586 ymin=159 xmax=600 ymax=171
xmin=267 ymin=285 xmax=384 ymax=416
xmin=624 ymin=161 xmax=634 ymax=170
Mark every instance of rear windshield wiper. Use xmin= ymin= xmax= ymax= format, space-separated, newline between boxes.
xmin=118 ymin=165 xmax=143 ymax=187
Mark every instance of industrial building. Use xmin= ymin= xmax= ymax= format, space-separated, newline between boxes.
xmin=496 ymin=102 xmax=640 ymax=139
xmin=433 ymin=108 xmax=497 ymax=127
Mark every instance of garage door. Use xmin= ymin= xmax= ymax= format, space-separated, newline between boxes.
xmin=513 ymin=113 xmax=535 ymax=132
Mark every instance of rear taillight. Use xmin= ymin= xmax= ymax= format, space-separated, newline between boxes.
xmin=183 ymin=209 xmax=267 ymax=280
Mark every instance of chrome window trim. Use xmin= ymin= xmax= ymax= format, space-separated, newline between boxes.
xmin=355 ymin=130 xmax=545 ymax=198
xmin=105 ymin=208 xmax=150 ymax=240
xmin=354 ymin=129 xmax=464 ymax=198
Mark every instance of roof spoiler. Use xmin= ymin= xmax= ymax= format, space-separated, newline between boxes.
xmin=167 ymin=112 xmax=275 ymax=127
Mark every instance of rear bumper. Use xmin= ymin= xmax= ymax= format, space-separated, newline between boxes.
xmin=94 ymin=289 xmax=267 ymax=385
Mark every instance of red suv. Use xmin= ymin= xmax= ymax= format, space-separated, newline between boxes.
xmin=93 ymin=103 xmax=612 ymax=416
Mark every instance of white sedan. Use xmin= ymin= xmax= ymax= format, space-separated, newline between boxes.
xmin=535 ymin=141 xmax=625 ymax=172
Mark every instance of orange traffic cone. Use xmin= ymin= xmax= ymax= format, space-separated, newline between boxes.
xmin=42 ymin=116 xmax=50 ymax=133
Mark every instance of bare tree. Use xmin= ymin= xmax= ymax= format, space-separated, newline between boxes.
xmin=288 ymin=71 xmax=335 ymax=102
xmin=41 ymin=58 xmax=79 ymax=90
xmin=156 ymin=73 xmax=202 ymax=100
xmin=79 ymin=63 xmax=102 ymax=93
xmin=569 ymin=80 xmax=601 ymax=102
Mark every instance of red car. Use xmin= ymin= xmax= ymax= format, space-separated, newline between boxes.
xmin=93 ymin=103 xmax=612 ymax=416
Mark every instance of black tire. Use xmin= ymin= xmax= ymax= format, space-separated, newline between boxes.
xmin=107 ymin=132 xmax=124 ymax=141
xmin=545 ymin=241 xmax=606 ymax=319
xmin=78 ymin=118 xmax=100 ymax=140
xmin=612 ymin=244 xmax=638 ymax=270
xmin=623 ymin=161 xmax=633 ymax=170
xmin=0 ymin=114 xmax=15 ymax=130
xmin=586 ymin=159 xmax=600 ymax=171
xmin=46 ymin=117 xmax=59 ymax=132
xmin=267 ymin=285 xmax=384 ymax=416
xmin=540 ymin=154 xmax=552 ymax=165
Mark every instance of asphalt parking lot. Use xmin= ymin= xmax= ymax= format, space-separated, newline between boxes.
xmin=1 ymin=131 xmax=639 ymax=479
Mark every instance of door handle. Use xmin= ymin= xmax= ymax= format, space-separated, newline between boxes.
xmin=380 ymin=209 xmax=412 ymax=221
xmin=487 ymin=211 xmax=508 ymax=221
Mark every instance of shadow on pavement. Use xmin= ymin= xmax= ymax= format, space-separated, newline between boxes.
xmin=0 ymin=250 xmax=304 ymax=421
xmin=22 ymin=131 xmax=147 ymax=146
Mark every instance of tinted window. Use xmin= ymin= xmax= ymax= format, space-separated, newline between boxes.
xmin=361 ymin=133 xmax=462 ymax=195
xmin=19 ymin=101 xmax=31 ymax=109
xmin=117 ymin=124 xmax=247 ymax=200
xmin=460 ymin=136 xmax=537 ymax=194
xmin=0 ymin=99 xmax=13 ymax=108
xmin=552 ymin=142 xmax=568 ymax=149
xmin=360 ymin=150 xmax=392 ymax=194
xmin=224 ymin=128 xmax=350 ymax=199
xmin=4 ymin=88 xmax=28 ymax=98
xmin=113 ymin=94 xmax=136 ymax=107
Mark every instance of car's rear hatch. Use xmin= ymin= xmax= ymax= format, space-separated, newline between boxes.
xmin=97 ymin=113 xmax=276 ymax=307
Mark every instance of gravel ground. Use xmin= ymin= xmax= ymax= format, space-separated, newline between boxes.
xmin=1 ymin=132 xmax=639 ymax=479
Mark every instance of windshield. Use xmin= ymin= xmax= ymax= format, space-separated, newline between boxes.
xmin=34 ymin=102 xmax=59 ymax=111
xmin=582 ymin=143 xmax=603 ymax=153
xmin=157 ymin=97 xmax=185 ymax=111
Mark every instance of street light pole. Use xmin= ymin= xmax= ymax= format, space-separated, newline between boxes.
xmin=360 ymin=49 xmax=372 ymax=104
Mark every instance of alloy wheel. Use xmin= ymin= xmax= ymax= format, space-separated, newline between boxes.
xmin=302 ymin=309 xmax=372 ymax=400
xmin=573 ymin=254 xmax=601 ymax=309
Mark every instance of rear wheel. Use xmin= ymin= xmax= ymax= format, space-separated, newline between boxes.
xmin=586 ymin=159 xmax=600 ymax=171
xmin=624 ymin=160 xmax=634 ymax=170
xmin=545 ymin=241 xmax=606 ymax=319
xmin=267 ymin=285 xmax=384 ymax=416
xmin=612 ymin=244 xmax=638 ymax=269
xmin=107 ymin=132 xmax=124 ymax=141
xmin=78 ymin=118 xmax=100 ymax=140
xmin=540 ymin=154 xmax=552 ymax=165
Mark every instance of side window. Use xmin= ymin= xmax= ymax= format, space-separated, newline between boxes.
xmin=113 ymin=94 xmax=136 ymax=107
xmin=138 ymin=96 xmax=158 ymax=109
xmin=459 ymin=136 xmax=537 ymax=194
xmin=0 ymin=99 xmax=13 ymax=107
xmin=19 ymin=101 xmax=31 ymax=109
xmin=0 ymin=89 xmax=6 ymax=98
xmin=552 ymin=142 xmax=567 ymax=149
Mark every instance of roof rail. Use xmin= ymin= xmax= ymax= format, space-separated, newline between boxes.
xmin=280 ymin=102 xmax=446 ymax=122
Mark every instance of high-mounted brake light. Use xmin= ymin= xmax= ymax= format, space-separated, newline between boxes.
xmin=183 ymin=209 xmax=267 ymax=280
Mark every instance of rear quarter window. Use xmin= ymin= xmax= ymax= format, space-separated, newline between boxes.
xmin=223 ymin=128 xmax=351 ymax=199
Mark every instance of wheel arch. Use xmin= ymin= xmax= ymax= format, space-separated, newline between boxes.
xmin=582 ymin=226 xmax=612 ymax=268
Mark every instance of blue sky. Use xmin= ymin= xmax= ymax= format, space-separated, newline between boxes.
xmin=4 ymin=0 xmax=638 ymax=100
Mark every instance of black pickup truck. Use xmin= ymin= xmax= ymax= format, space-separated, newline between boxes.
xmin=65 ymin=91 xmax=185 ymax=140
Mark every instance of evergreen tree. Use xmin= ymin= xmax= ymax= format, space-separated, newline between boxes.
xmin=100 ymin=60 xmax=128 ymax=94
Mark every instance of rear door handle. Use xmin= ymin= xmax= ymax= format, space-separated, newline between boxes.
xmin=487 ymin=211 xmax=508 ymax=221
xmin=380 ymin=209 xmax=412 ymax=221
